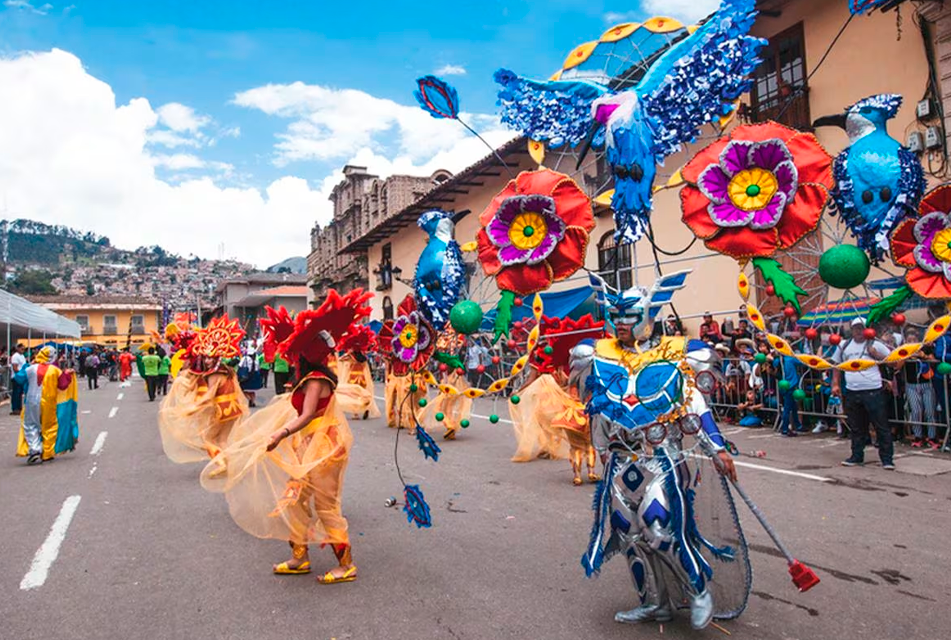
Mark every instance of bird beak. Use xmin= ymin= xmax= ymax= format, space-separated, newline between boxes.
xmin=812 ymin=113 xmax=847 ymax=130
xmin=575 ymin=120 xmax=602 ymax=171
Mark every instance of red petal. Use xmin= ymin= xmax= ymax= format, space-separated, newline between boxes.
xmin=397 ymin=295 xmax=416 ymax=317
xmin=516 ymin=168 xmax=566 ymax=197
xmin=730 ymin=122 xmax=798 ymax=144
xmin=920 ymin=184 xmax=951 ymax=216
xmin=548 ymin=227 xmax=589 ymax=281
xmin=682 ymin=138 xmax=729 ymax=184
xmin=551 ymin=179 xmax=595 ymax=231
xmin=477 ymin=229 xmax=502 ymax=276
xmin=680 ymin=186 xmax=719 ymax=239
xmin=480 ymin=180 xmax=518 ymax=227
xmin=706 ymin=226 xmax=779 ymax=259
xmin=890 ymin=219 xmax=918 ymax=267
xmin=786 ymin=132 xmax=834 ymax=188
xmin=776 ymin=183 xmax=827 ymax=250
xmin=496 ymin=263 xmax=553 ymax=296
xmin=907 ymin=269 xmax=951 ymax=299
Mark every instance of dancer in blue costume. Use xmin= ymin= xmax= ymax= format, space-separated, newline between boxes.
xmin=574 ymin=272 xmax=749 ymax=630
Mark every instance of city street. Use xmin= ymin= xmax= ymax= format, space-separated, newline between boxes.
xmin=2 ymin=377 xmax=950 ymax=640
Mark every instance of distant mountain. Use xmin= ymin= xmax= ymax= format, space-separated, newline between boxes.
xmin=1 ymin=218 xmax=252 ymax=308
xmin=266 ymin=256 xmax=307 ymax=275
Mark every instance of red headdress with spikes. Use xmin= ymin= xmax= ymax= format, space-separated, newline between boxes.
xmin=279 ymin=289 xmax=373 ymax=365
xmin=533 ymin=314 xmax=606 ymax=375
xmin=259 ymin=305 xmax=296 ymax=363
xmin=337 ymin=322 xmax=378 ymax=355
xmin=188 ymin=315 xmax=245 ymax=359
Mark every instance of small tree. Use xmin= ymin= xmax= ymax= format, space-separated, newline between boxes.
xmin=11 ymin=269 xmax=57 ymax=295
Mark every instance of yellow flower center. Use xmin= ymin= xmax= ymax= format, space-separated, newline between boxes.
xmin=931 ymin=228 xmax=951 ymax=263
xmin=728 ymin=167 xmax=779 ymax=211
xmin=509 ymin=211 xmax=548 ymax=250
xmin=399 ymin=324 xmax=419 ymax=348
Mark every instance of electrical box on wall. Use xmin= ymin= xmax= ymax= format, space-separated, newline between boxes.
xmin=926 ymin=126 xmax=943 ymax=150
xmin=908 ymin=131 xmax=924 ymax=153
xmin=917 ymin=99 xmax=932 ymax=120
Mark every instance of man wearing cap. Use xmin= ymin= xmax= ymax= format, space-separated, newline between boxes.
xmin=831 ymin=318 xmax=894 ymax=469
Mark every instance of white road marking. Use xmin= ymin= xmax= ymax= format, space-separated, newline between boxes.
xmin=90 ymin=431 xmax=108 ymax=456
xmin=108 ymin=407 xmax=118 ymax=419
xmin=732 ymin=459 xmax=832 ymax=482
xmin=81 ymin=410 xmax=91 ymax=415
xmin=20 ymin=495 xmax=82 ymax=590
xmin=116 ymin=393 xmax=124 ymax=401
xmin=748 ymin=434 xmax=777 ymax=440
xmin=721 ymin=427 xmax=744 ymax=435
xmin=88 ymin=464 xmax=97 ymax=478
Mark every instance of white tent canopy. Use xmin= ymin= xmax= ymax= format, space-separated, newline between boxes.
xmin=1 ymin=289 xmax=81 ymax=340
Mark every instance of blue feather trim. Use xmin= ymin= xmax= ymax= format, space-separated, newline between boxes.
xmin=415 ymin=425 xmax=441 ymax=462
xmin=582 ymin=453 xmax=621 ymax=577
xmin=403 ymin=484 xmax=433 ymax=528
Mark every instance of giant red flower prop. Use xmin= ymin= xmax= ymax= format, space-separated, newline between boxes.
xmin=379 ymin=296 xmax=436 ymax=376
xmin=681 ymin=122 xmax=833 ymax=259
xmin=890 ymin=185 xmax=951 ymax=298
xmin=477 ymin=169 xmax=595 ymax=295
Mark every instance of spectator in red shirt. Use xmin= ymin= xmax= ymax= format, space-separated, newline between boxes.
xmin=699 ymin=312 xmax=723 ymax=345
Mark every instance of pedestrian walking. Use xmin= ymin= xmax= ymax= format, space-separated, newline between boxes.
xmin=119 ymin=349 xmax=135 ymax=382
xmin=778 ymin=354 xmax=803 ymax=437
xmin=158 ymin=349 xmax=172 ymax=396
xmin=257 ymin=351 xmax=270 ymax=389
xmin=10 ymin=343 xmax=26 ymax=415
xmin=142 ymin=347 xmax=161 ymax=401
xmin=86 ymin=350 xmax=101 ymax=390
xmin=832 ymin=318 xmax=894 ymax=470
xmin=272 ymin=352 xmax=291 ymax=395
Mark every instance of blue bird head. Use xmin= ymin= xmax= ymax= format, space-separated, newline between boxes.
xmin=814 ymin=94 xmax=902 ymax=142
xmin=418 ymin=209 xmax=452 ymax=236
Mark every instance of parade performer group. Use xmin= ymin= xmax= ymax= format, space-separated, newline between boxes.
xmin=15 ymin=345 xmax=80 ymax=465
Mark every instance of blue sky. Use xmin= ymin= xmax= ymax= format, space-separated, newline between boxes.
xmin=0 ymin=0 xmax=716 ymax=265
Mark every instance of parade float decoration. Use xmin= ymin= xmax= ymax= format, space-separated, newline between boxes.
xmin=413 ymin=209 xmax=466 ymax=329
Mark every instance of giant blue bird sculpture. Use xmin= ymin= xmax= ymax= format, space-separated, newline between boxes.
xmin=814 ymin=94 xmax=926 ymax=261
xmin=413 ymin=209 xmax=465 ymax=329
xmin=494 ymin=0 xmax=765 ymax=244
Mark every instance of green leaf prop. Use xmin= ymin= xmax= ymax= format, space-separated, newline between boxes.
xmin=752 ymin=257 xmax=807 ymax=314
xmin=866 ymin=285 xmax=912 ymax=326
xmin=433 ymin=351 xmax=464 ymax=371
xmin=493 ymin=290 xmax=515 ymax=343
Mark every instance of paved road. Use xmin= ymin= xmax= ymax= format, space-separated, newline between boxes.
xmin=2 ymin=377 xmax=950 ymax=640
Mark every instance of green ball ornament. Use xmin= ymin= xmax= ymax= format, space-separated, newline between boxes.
xmin=754 ymin=353 xmax=767 ymax=364
xmin=938 ymin=362 xmax=951 ymax=376
xmin=435 ymin=412 xmax=445 ymax=422
xmin=418 ymin=398 xmax=428 ymax=408
xmin=409 ymin=383 xmax=418 ymax=393
xmin=792 ymin=389 xmax=806 ymax=401
xmin=489 ymin=414 xmax=500 ymax=424
xmin=460 ymin=419 xmax=470 ymax=429
xmin=818 ymin=245 xmax=870 ymax=290
xmin=543 ymin=346 xmax=554 ymax=355
xmin=449 ymin=300 xmax=484 ymax=335
xmin=778 ymin=380 xmax=791 ymax=392
xmin=510 ymin=395 xmax=521 ymax=405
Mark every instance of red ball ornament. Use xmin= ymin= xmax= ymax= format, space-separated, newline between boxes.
xmin=513 ymin=321 xmax=523 ymax=330
xmin=507 ymin=339 xmax=517 ymax=349
xmin=765 ymin=284 xmax=776 ymax=296
xmin=863 ymin=327 xmax=877 ymax=340
xmin=491 ymin=356 xmax=501 ymax=365
xmin=513 ymin=297 xmax=524 ymax=307
xmin=892 ymin=313 xmax=906 ymax=326
xmin=476 ymin=365 xmax=486 ymax=374
xmin=804 ymin=328 xmax=818 ymax=340
xmin=829 ymin=333 xmax=842 ymax=346
xmin=783 ymin=306 xmax=797 ymax=318
xmin=456 ymin=367 xmax=465 ymax=376
xmin=438 ymin=363 xmax=448 ymax=372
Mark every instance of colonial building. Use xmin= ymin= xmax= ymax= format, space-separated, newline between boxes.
xmin=28 ymin=295 xmax=162 ymax=347
xmin=337 ymin=0 xmax=951 ymax=333
xmin=307 ymin=166 xmax=452 ymax=302
xmin=214 ymin=272 xmax=309 ymax=331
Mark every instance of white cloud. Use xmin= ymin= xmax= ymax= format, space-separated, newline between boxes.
xmin=156 ymin=102 xmax=211 ymax=133
xmin=0 ymin=49 xmax=321 ymax=267
xmin=435 ymin=64 xmax=466 ymax=76
xmin=4 ymin=0 xmax=52 ymax=15
xmin=147 ymin=129 xmax=202 ymax=148
xmin=233 ymin=81 xmax=512 ymax=168
xmin=150 ymin=153 xmax=234 ymax=174
xmin=605 ymin=0 xmax=720 ymax=24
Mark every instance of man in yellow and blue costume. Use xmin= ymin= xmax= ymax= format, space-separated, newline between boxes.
xmin=573 ymin=272 xmax=749 ymax=630
xmin=15 ymin=345 xmax=79 ymax=465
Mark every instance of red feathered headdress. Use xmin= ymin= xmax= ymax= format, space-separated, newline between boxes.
xmin=188 ymin=315 xmax=245 ymax=359
xmin=337 ymin=323 xmax=378 ymax=355
xmin=259 ymin=305 xmax=296 ymax=363
xmin=533 ymin=314 xmax=606 ymax=374
xmin=279 ymin=289 xmax=373 ymax=365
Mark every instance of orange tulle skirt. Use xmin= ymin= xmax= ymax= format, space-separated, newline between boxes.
xmin=158 ymin=368 xmax=249 ymax=463
xmin=509 ymin=374 xmax=582 ymax=462
xmin=337 ymin=358 xmax=381 ymax=420
xmin=421 ymin=371 xmax=472 ymax=438
xmin=385 ymin=372 xmax=427 ymax=429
